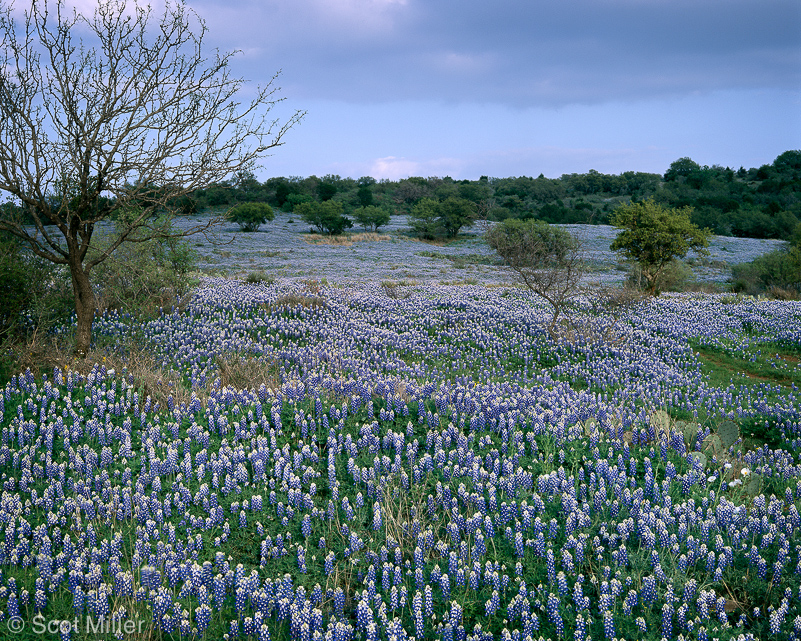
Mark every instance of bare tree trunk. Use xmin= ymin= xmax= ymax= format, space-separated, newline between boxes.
xmin=68 ymin=255 xmax=95 ymax=358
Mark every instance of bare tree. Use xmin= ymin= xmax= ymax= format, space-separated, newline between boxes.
xmin=0 ymin=0 xmax=304 ymax=356
xmin=486 ymin=219 xmax=584 ymax=336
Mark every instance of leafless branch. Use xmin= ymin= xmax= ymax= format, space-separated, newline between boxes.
xmin=0 ymin=0 xmax=304 ymax=355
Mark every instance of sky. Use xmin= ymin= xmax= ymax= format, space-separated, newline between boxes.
xmin=83 ymin=0 xmax=801 ymax=180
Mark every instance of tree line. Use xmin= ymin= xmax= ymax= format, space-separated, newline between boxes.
xmin=183 ymin=151 xmax=801 ymax=240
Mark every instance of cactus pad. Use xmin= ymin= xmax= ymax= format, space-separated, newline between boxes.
xmin=584 ymin=418 xmax=598 ymax=436
xmin=744 ymin=477 xmax=761 ymax=496
xmin=650 ymin=410 xmax=672 ymax=435
xmin=717 ymin=420 xmax=740 ymax=450
xmin=689 ymin=452 xmax=707 ymax=469
xmin=703 ymin=434 xmax=723 ymax=455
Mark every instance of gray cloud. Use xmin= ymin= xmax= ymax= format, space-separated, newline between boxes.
xmin=194 ymin=0 xmax=800 ymax=107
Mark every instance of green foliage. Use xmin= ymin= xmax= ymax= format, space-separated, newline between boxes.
xmin=731 ymin=246 xmax=801 ymax=296
xmin=409 ymin=197 xmax=475 ymax=239
xmin=91 ymin=218 xmax=198 ymax=316
xmin=438 ymin=197 xmax=477 ymax=237
xmin=356 ymin=184 xmax=374 ymax=207
xmin=192 ymin=150 xmax=801 ymax=241
xmin=352 ymin=205 xmax=390 ymax=231
xmin=485 ymin=219 xmax=584 ymax=333
xmin=0 ymin=232 xmax=73 ymax=340
xmin=245 ymin=270 xmax=276 ymax=285
xmin=611 ymin=198 xmax=711 ymax=295
xmin=409 ymin=198 xmax=441 ymax=239
xmin=0 ymin=233 xmax=29 ymax=339
xmin=203 ymin=183 xmax=233 ymax=207
xmin=486 ymin=218 xmax=578 ymax=268
xmin=626 ymin=259 xmax=697 ymax=293
xmin=317 ymin=180 xmax=338 ymax=202
xmin=226 ymin=202 xmax=274 ymax=232
xmin=284 ymin=193 xmax=314 ymax=212
xmin=296 ymin=200 xmax=353 ymax=235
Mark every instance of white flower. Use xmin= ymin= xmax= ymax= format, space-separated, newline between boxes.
xmin=729 ymin=479 xmax=742 ymax=488
xmin=724 ymin=463 xmax=732 ymax=469
xmin=708 ymin=476 xmax=716 ymax=483
xmin=740 ymin=468 xmax=750 ymax=476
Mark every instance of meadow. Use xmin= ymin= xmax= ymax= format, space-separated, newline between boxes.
xmin=1 ymin=222 xmax=800 ymax=640
xmin=175 ymin=211 xmax=785 ymax=286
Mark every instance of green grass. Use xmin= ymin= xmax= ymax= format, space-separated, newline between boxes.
xmin=692 ymin=339 xmax=801 ymax=389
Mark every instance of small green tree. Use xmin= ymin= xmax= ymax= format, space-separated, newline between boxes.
xmin=409 ymin=197 xmax=475 ymax=240
xmin=353 ymin=205 xmax=390 ymax=232
xmin=296 ymin=200 xmax=353 ymax=235
xmin=409 ymin=198 xmax=441 ymax=239
xmin=438 ymin=197 xmax=476 ymax=238
xmin=227 ymin=202 xmax=274 ymax=232
xmin=486 ymin=219 xmax=584 ymax=335
xmin=610 ymin=199 xmax=710 ymax=295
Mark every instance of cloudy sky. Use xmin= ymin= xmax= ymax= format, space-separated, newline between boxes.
xmin=164 ymin=1 xmax=801 ymax=179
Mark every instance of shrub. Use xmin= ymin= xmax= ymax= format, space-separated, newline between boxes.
xmin=246 ymin=270 xmax=275 ymax=285
xmin=0 ymin=232 xmax=74 ymax=340
xmin=610 ymin=199 xmax=710 ymax=295
xmin=353 ymin=205 xmax=391 ymax=231
xmin=486 ymin=218 xmax=584 ymax=334
xmin=410 ymin=197 xmax=475 ymax=239
xmin=90 ymin=218 xmax=198 ymax=316
xmin=626 ymin=259 xmax=697 ymax=293
xmin=226 ymin=202 xmax=274 ymax=232
xmin=295 ymin=200 xmax=353 ymax=235
xmin=283 ymin=193 xmax=313 ymax=212
xmin=731 ymin=247 xmax=801 ymax=296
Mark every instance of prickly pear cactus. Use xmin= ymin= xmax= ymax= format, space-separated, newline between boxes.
xmin=681 ymin=422 xmax=699 ymax=448
xmin=650 ymin=410 xmax=672 ymax=436
xmin=689 ymin=451 xmax=707 ymax=469
xmin=648 ymin=410 xmax=673 ymax=440
xmin=717 ymin=420 xmax=740 ymax=451
xmin=744 ymin=476 xmax=761 ymax=496
xmin=583 ymin=418 xmax=598 ymax=437
xmin=703 ymin=434 xmax=723 ymax=456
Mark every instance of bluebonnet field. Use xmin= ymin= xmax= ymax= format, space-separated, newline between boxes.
xmin=2 ymin=275 xmax=801 ymax=641
xmin=177 ymin=212 xmax=785 ymax=285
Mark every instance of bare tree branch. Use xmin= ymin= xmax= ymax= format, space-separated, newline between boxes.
xmin=0 ymin=0 xmax=304 ymax=356
xmin=486 ymin=219 xmax=585 ymax=336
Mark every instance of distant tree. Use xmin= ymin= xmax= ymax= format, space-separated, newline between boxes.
xmin=610 ymin=199 xmax=711 ymax=295
xmin=227 ymin=202 xmax=274 ymax=232
xmin=0 ymin=0 xmax=304 ymax=356
xmin=274 ymin=180 xmax=293 ymax=207
xmin=393 ymin=178 xmax=430 ymax=208
xmin=318 ymin=180 xmax=338 ymax=202
xmin=357 ymin=184 xmax=374 ymax=207
xmin=486 ymin=219 xmax=584 ymax=335
xmin=284 ymin=193 xmax=314 ymax=212
xmin=204 ymin=183 xmax=234 ymax=207
xmin=409 ymin=198 xmax=441 ymax=239
xmin=772 ymin=150 xmax=801 ymax=179
xmin=664 ymin=157 xmax=703 ymax=182
xmin=353 ymin=205 xmax=390 ymax=232
xmin=296 ymin=200 xmax=352 ymax=235
xmin=230 ymin=170 xmax=264 ymax=202
xmin=438 ymin=197 xmax=476 ymax=238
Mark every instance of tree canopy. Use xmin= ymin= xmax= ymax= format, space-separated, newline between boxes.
xmin=227 ymin=202 xmax=274 ymax=232
xmin=610 ymin=199 xmax=711 ymax=295
xmin=486 ymin=218 xmax=584 ymax=334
